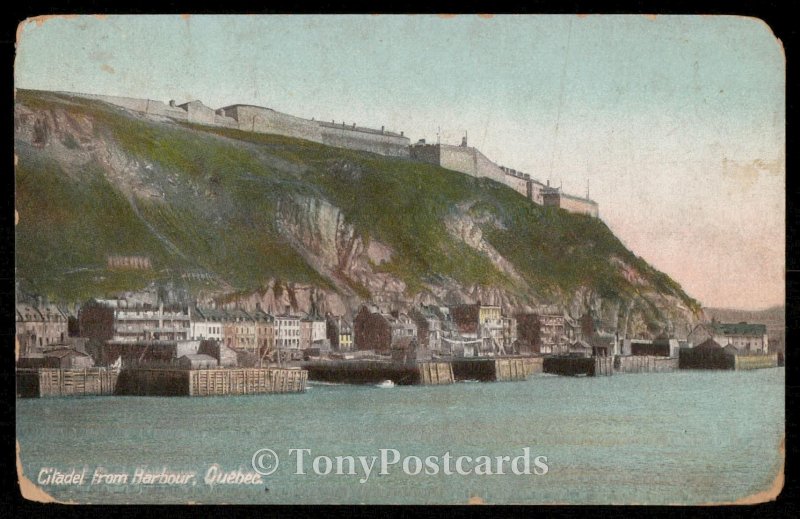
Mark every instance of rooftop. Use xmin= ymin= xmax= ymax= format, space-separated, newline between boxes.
xmin=711 ymin=322 xmax=768 ymax=336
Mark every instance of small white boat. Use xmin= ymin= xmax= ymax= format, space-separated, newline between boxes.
xmin=376 ymin=380 xmax=395 ymax=388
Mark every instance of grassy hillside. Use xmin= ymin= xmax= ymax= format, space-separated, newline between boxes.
xmin=14 ymin=89 xmax=700 ymax=314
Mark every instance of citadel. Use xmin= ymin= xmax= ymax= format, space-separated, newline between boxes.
xmin=67 ymin=91 xmax=599 ymax=217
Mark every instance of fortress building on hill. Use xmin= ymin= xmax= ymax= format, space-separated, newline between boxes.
xmin=67 ymin=92 xmax=411 ymax=158
xmin=410 ymin=136 xmax=598 ymax=217
xmin=60 ymin=91 xmax=597 ymax=216
xmin=542 ymin=188 xmax=599 ymax=217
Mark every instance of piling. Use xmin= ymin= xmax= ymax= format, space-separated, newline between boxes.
xmin=543 ymin=356 xmax=612 ymax=377
xmin=114 ymin=367 xmax=307 ymax=396
xmin=16 ymin=368 xmax=119 ymax=398
xmin=451 ymin=357 xmax=542 ymax=382
xmin=614 ymin=356 xmax=678 ymax=374
xmin=303 ymin=360 xmax=453 ymax=385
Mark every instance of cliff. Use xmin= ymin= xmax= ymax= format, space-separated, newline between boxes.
xmin=14 ymin=89 xmax=701 ymax=337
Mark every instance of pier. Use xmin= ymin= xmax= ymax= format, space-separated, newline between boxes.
xmin=17 ymin=368 xmax=119 ymax=398
xmin=304 ymin=360 xmax=454 ymax=385
xmin=615 ymin=356 xmax=678 ymax=374
xmin=451 ymin=357 xmax=542 ymax=382
xmin=543 ymin=356 xmax=613 ymax=377
xmin=115 ymin=367 xmax=307 ymax=396
xmin=679 ymin=349 xmax=778 ymax=371
xmin=304 ymin=357 xmax=543 ymax=385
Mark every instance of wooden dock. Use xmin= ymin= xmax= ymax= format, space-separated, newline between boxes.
xmin=16 ymin=368 xmax=119 ymax=398
xmin=679 ymin=349 xmax=778 ymax=371
xmin=615 ymin=356 xmax=678 ymax=374
xmin=417 ymin=362 xmax=455 ymax=385
xmin=733 ymin=353 xmax=779 ymax=371
xmin=451 ymin=357 xmax=543 ymax=382
xmin=543 ymin=356 xmax=613 ymax=377
xmin=304 ymin=360 xmax=454 ymax=385
xmin=114 ymin=367 xmax=307 ymax=396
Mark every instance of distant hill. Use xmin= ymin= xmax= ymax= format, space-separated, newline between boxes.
xmin=14 ymin=89 xmax=701 ymax=336
xmin=704 ymin=306 xmax=785 ymax=351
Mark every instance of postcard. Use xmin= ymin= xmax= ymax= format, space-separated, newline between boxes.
xmin=14 ymin=14 xmax=785 ymax=505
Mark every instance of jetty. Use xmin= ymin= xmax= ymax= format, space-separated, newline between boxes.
xmin=303 ymin=356 xmax=544 ymax=385
xmin=543 ymin=356 xmax=614 ymax=377
xmin=17 ymin=368 xmax=119 ymax=398
xmin=16 ymin=367 xmax=307 ymax=398
xmin=450 ymin=357 xmax=542 ymax=382
xmin=115 ymin=367 xmax=307 ymax=396
xmin=303 ymin=359 xmax=454 ymax=385
xmin=679 ymin=349 xmax=778 ymax=371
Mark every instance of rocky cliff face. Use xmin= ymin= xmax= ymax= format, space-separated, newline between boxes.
xmin=14 ymin=90 xmax=701 ymax=338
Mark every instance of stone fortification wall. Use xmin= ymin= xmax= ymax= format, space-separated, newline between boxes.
xmin=222 ymin=105 xmax=324 ymax=143
xmin=501 ymin=173 xmax=529 ymax=199
xmin=409 ymin=144 xmax=441 ymax=165
xmin=438 ymin=145 xmax=478 ymax=178
xmin=319 ymin=123 xmax=410 ymax=158
xmin=473 ymin=149 xmax=506 ymax=183
xmin=529 ymin=181 xmax=546 ymax=205
xmin=69 ymin=93 xmax=189 ymax=121
xmin=180 ymin=101 xmax=215 ymax=126
xmin=543 ymin=190 xmax=599 ymax=217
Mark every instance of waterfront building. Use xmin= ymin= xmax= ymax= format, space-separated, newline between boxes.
xmin=688 ymin=322 xmax=769 ymax=353
xmin=16 ymin=302 xmax=70 ymax=355
xmin=451 ymin=303 xmax=513 ymax=355
xmin=326 ymin=316 xmax=354 ymax=352
xmin=409 ymin=306 xmax=443 ymax=353
xmin=190 ymin=306 xmax=225 ymax=341
xmin=252 ymin=308 xmax=275 ymax=355
xmin=198 ymin=340 xmax=238 ymax=368
xmin=78 ymin=298 xmax=190 ymax=343
xmin=353 ymin=305 xmax=417 ymax=354
xmin=225 ymin=308 xmax=257 ymax=353
xmin=300 ymin=310 xmax=327 ymax=351
xmin=41 ymin=347 xmax=95 ymax=369
xmin=176 ymin=353 xmax=218 ymax=369
xmin=274 ymin=314 xmax=301 ymax=350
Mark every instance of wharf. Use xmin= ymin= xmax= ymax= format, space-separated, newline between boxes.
xmin=16 ymin=367 xmax=307 ymax=397
xmin=543 ymin=356 xmax=613 ymax=377
xmin=303 ymin=359 xmax=454 ymax=385
xmin=17 ymin=368 xmax=119 ymax=398
xmin=115 ymin=367 xmax=307 ymax=396
xmin=450 ymin=356 xmax=542 ymax=382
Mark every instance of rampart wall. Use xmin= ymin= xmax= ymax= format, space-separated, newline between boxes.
xmin=221 ymin=105 xmax=324 ymax=143
xmin=545 ymin=192 xmax=599 ymax=218
xmin=320 ymin=124 xmax=410 ymax=158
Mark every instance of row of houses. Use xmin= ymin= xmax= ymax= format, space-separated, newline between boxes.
xmin=75 ymin=298 xmax=348 ymax=357
xmin=18 ymin=297 xmax=773 ymax=368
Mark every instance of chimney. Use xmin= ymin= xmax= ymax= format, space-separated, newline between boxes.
xmin=381 ymin=125 xmax=384 ymax=133
xmin=400 ymin=131 xmax=404 ymax=137
xmin=169 ymin=100 xmax=176 ymax=107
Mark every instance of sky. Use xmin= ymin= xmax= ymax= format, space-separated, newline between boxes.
xmin=14 ymin=15 xmax=785 ymax=310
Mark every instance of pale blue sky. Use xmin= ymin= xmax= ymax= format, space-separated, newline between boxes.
xmin=15 ymin=15 xmax=785 ymax=309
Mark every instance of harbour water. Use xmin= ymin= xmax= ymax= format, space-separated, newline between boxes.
xmin=16 ymin=368 xmax=784 ymax=504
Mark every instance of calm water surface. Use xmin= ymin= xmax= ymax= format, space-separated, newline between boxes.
xmin=17 ymin=368 xmax=784 ymax=504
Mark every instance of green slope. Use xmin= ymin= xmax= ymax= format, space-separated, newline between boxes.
xmin=14 ymin=89 xmax=700 ymax=314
